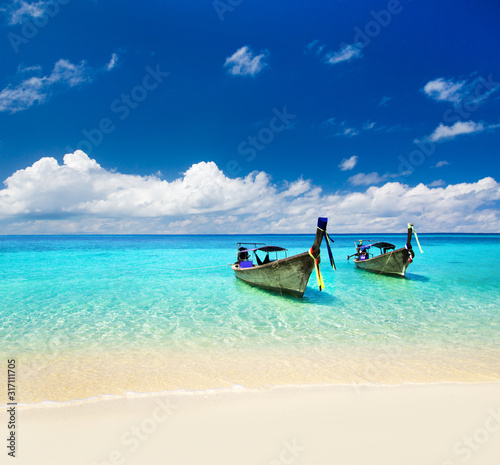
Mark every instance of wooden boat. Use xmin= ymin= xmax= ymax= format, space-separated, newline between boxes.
xmin=347 ymin=223 xmax=422 ymax=277
xmin=231 ymin=217 xmax=334 ymax=297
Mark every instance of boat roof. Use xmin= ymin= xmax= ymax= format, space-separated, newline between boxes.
xmin=242 ymin=246 xmax=287 ymax=253
xmin=359 ymin=241 xmax=395 ymax=251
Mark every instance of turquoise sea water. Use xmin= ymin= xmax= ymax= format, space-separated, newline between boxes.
xmin=1 ymin=233 xmax=499 ymax=402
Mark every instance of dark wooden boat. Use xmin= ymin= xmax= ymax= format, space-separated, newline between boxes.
xmin=232 ymin=217 xmax=334 ymax=297
xmin=347 ymin=223 xmax=422 ymax=277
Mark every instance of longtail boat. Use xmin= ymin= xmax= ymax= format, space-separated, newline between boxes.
xmin=347 ymin=223 xmax=423 ymax=277
xmin=231 ymin=217 xmax=335 ymax=297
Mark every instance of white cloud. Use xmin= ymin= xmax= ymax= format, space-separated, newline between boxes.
xmin=50 ymin=59 xmax=90 ymax=86
xmin=0 ymin=54 xmax=122 ymax=113
xmin=428 ymin=121 xmax=485 ymax=142
xmin=423 ymin=75 xmax=499 ymax=105
xmin=307 ymin=40 xmax=363 ymax=66
xmin=348 ymin=172 xmax=387 ymax=186
xmin=342 ymin=127 xmax=359 ymax=137
xmin=322 ymin=117 xmax=336 ymax=126
xmin=339 ymin=155 xmax=358 ymax=171
xmin=106 ymin=53 xmax=119 ymax=71
xmin=429 ymin=179 xmax=445 ymax=187
xmin=0 ymin=59 xmax=91 ymax=113
xmin=435 ymin=160 xmax=449 ymax=168
xmin=2 ymin=0 xmax=46 ymax=25
xmin=17 ymin=64 xmax=42 ymax=74
xmin=378 ymin=96 xmax=391 ymax=107
xmin=0 ymin=151 xmax=499 ymax=233
xmin=224 ymin=46 xmax=269 ymax=77
xmin=323 ymin=119 xmax=379 ymax=136
xmin=325 ymin=43 xmax=363 ymax=65
xmin=322 ymin=119 xmax=364 ymax=137
xmin=423 ymin=78 xmax=464 ymax=104
xmin=306 ymin=40 xmax=325 ymax=56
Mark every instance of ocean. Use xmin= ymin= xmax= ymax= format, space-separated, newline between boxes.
xmin=1 ymin=233 xmax=499 ymax=404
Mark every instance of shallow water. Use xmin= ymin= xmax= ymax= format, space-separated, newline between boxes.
xmin=1 ymin=234 xmax=499 ymax=403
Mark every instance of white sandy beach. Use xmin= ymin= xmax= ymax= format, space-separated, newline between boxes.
xmin=3 ymin=383 xmax=500 ymax=465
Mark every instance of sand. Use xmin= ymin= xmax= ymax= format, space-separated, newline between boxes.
xmin=2 ymin=382 xmax=500 ymax=465
xmin=15 ymin=345 xmax=500 ymax=403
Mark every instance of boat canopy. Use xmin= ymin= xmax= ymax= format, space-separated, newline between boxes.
xmin=359 ymin=241 xmax=395 ymax=251
xmin=241 ymin=246 xmax=287 ymax=253
xmin=372 ymin=242 xmax=395 ymax=250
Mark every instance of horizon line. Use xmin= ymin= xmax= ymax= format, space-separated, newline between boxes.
xmin=1 ymin=232 xmax=499 ymax=237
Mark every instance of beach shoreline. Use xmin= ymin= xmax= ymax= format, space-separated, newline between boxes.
xmin=2 ymin=234 xmax=499 ymax=463
xmin=10 ymin=344 xmax=500 ymax=404
xmin=2 ymin=382 xmax=500 ymax=465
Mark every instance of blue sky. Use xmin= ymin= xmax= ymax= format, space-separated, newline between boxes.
xmin=0 ymin=0 xmax=499 ymax=233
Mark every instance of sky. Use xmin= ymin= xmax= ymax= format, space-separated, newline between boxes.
xmin=0 ymin=0 xmax=499 ymax=234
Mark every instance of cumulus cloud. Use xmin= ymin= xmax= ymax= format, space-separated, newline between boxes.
xmin=428 ymin=121 xmax=485 ymax=142
xmin=1 ymin=0 xmax=46 ymax=25
xmin=2 ymin=151 xmax=497 ymax=233
xmin=339 ymin=155 xmax=358 ymax=171
xmin=224 ymin=46 xmax=269 ymax=77
xmin=0 ymin=151 xmax=276 ymax=219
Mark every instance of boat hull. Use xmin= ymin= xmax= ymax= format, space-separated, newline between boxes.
xmin=354 ymin=247 xmax=411 ymax=277
xmin=232 ymin=251 xmax=315 ymax=297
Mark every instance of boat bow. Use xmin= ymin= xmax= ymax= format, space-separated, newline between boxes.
xmin=232 ymin=217 xmax=334 ymax=297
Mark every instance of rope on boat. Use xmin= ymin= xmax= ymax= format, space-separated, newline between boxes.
xmin=317 ymin=227 xmax=336 ymax=270
xmin=409 ymin=223 xmax=424 ymax=254
xmin=308 ymin=247 xmax=324 ymax=291
xmin=179 ymin=263 xmax=233 ymax=271
xmin=374 ymin=250 xmax=395 ymax=280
